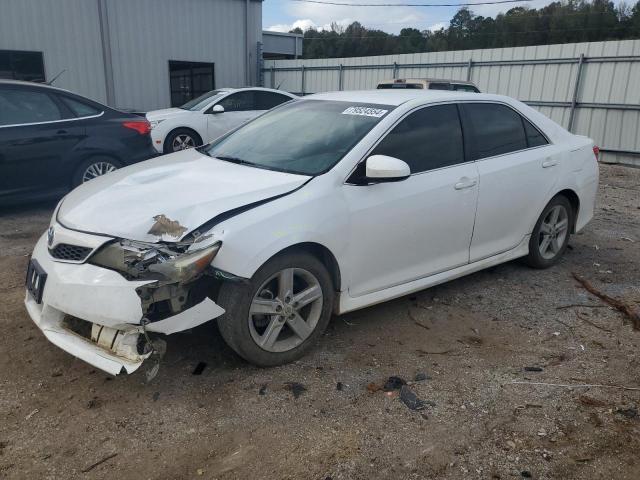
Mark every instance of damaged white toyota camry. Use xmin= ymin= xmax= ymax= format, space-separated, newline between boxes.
xmin=25 ymin=90 xmax=599 ymax=375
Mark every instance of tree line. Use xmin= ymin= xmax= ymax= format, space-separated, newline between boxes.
xmin=290 ymin=0 xmax=640 ymax=58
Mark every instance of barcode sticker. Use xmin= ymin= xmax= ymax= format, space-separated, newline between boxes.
xmin=341 ymin=106 xmax=388 ymax=118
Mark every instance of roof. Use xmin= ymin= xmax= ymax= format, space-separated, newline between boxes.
xmin=0 ymin=79 xmax=70 ymax=93
xmin=304 ymin=89 xmax=493 ymax=106
xmin=377 ymin=78 xmax=477 ymax=86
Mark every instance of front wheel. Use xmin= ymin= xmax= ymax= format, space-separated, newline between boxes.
xmin=525 ymin=195 xmax=573 ymax=268
xmin=216 ymin=252 xmax=334 ymax=366
xmin=164 ymin=128 xmax=202 ymax=153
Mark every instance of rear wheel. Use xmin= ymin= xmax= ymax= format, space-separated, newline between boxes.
xmin=72 ymin=157 xmax=121 ymax=187
xmin=216 ymin=252 xmax=334 ymax=366
xmin=164 ymin=128 xmax=202 ymax=153
xmin=525 ymin=195 xmax=573 ymax=268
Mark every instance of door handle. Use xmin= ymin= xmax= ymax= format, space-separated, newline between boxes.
xmin=454 ymin=178 xmax=477 ymax=190
xmin=542 ymin=158 xmax=558 ymax=168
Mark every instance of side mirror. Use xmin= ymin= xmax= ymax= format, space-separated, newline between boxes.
xmin=210 ymin=104 xmax=224 ymax=114
xmin=365 ymin=155 xmax=410 ymax=182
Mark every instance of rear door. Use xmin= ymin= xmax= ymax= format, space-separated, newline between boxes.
xmin=460 ymin=102 xmax=559 ymax=261
xmin=344 ymin=103 xmax=479 ymax=297
xmin=0 ymin=86 xmax=84 ymax=200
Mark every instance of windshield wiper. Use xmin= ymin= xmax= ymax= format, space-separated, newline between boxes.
xmin=213 ymin=155 xmax=258 ymax=167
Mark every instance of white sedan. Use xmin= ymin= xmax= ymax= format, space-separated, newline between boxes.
xmin=146 ymin=87 xmax=297 ymax=153
xmin=25 ymin=90 xmax=598 ymax=374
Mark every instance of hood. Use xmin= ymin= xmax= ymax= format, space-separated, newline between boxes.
xmin=146 ymin=108 xmax=194 ymax=121
xmin=58 ymin=149 xmax=310 ymax=242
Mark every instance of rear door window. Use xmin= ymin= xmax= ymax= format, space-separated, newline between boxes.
xmin=0 ymin=88 xmax=63 ymax=126
xmin=254 ymin=91 xmax=292 ymax=110
xmin=59 ymin=95 xmax=101 ymax=117
xmin=371 ymin=104 xmax=464 ymax=173
xmin=461 ymin=103 xmax=528 ymax=160
xmin=523 ymin=118 xmax=548 ymax=147
xmin=217 ymin=91 xmax=255 ymax=112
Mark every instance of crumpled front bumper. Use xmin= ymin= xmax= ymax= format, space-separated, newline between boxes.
xmin=24 ymin=231 xmax=225 ymax=375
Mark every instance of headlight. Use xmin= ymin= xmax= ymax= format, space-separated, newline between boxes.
xmin=148 ymin=243 xmax=221 ymax=283
xmin=149 ymin=119 xmax=164 ymax=129
xmin=90 ymin=240 xmax=221 ymax=284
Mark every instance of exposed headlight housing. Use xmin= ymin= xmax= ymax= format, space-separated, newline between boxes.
xmin=90 ymin=239 xmax=221 ymax=284
xmin=149 ymin=119 xmax=165 ymax=129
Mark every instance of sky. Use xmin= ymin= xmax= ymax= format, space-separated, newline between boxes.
xmin=263 ymin=0 xmax=609 ymax=34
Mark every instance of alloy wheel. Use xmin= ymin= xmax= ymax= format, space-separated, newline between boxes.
xmin=248 ymin=268 xmax=323 ymax=353
xmin=81 ymin=161 xmax=118 ymax=183
xmin=538 ymin=205 xmax=569 ymax=260
xmin=171 ymin=134 xmax=195 ymax=151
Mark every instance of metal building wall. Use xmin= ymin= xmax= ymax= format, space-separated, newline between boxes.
xmin=264 ymin=40 xmax=640 ymax=166
xmin=0 ymin=0 xmax=109 ymax=103
xmin=103 ymin=0 xmax=262 ymax=111
xmin=1 ymin=0 xmax=262 ymax=111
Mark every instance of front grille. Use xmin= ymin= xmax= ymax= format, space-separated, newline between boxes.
xmin=49 ymin=243 xmax=92 ymax=262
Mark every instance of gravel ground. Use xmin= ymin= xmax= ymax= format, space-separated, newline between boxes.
xmin=1 ymin=163 xmax=639 ymax=480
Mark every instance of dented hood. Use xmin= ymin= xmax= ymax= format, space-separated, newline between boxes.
xmin=57 ymin=149 xmax=310 ymax=242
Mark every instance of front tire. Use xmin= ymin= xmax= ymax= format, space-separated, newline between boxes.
xmin=164 ymin=128 xmax=202 ymax=153
xmin=216 ymin=252 xmax=334 ymax=366
xmin=525 ymin=195 xmax=573 ymax=269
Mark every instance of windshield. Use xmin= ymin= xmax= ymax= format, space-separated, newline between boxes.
xmin=204 ymin=100 xmax=393 ymax=175
xmin=180 ymin=90 xmax=225 ymax=111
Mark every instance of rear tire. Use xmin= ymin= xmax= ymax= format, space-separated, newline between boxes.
xmin=72 ymin=156 xmax=121 ymax=187
xmin=164 ymin=128 xmax=202 ymax=153
xmin=525 ymin=195 xmax=573 ymax=269
xmin=216 ymin=252 xmax=334 ymax=367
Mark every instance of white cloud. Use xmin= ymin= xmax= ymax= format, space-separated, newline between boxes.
xmin=266 ymin=19 xmax=319 ymax=32
xmin=282 ymin=0 xmax=435 ymax=34
xmin=427 ymin=22 xmax=447 ymax=32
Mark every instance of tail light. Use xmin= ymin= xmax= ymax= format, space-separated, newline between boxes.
xmin=122 ymin=120 xmax=151 ymax=135
xmin=593 ymin=145 xmax=600 ymax=160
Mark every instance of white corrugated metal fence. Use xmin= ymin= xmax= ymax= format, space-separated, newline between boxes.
xmin=263 ymin=40 xmax=640 ymax=166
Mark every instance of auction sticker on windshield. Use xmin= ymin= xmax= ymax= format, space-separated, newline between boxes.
xmin=341 ymin=106 xmax=388 ymax=118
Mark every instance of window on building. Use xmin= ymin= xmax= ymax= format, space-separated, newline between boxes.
xmin=169 ymin=60 xmax=215 ymax=107
xmin=371 ymin=104 xmax=465 ymax=174
xmin=0 ymin=50 xmax=45 ymax=82
xmin=461 ymin=103 xmax=528 ymax=160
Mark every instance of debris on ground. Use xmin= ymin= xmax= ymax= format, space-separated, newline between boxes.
xmin=414 ymin=372 xmax=429 ymax=381
xmin=25 ymin=409 xmax=39 ymax=420
xmin=152 ymin=392 xmax=160 ymax=402
xmin=615 ymin=407 xmax=638 ymax=418
xmin=572 ymin=272 xmax=640 ymax=329
xmin=366 ymin=382 xmax=381 ymax=393
xmin=192 ymin=362 xmax=207 ymax=375
xmin=284 ymin=382 xmax=306 ymax=399
xmin=577 ymin=395 xmax=606 ymax=407
xmin=399 ymin=385 xmax=426 ymax=411
xmin=259 ymin=384 xmax=267 ymax=395
xmin=81 ymin=452 xmax=118 ymax=473
xmin=524 ymin=366 xmax=544 ymax=372
xmin=87 ymin=396 xmax=102 ymax=409
xmin=383 ymin=376 xmax=406 ymax=391
xmin=336 ymin=382 xmax=344 ymax=391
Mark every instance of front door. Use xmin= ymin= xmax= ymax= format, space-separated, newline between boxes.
xmin=344 ymin=104 xmax=479 ymax=297
xmin=206 ymin=91 xmax=258 ymax=141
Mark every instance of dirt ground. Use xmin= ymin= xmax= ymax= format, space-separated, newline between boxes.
xmin=1 ymin=163 xmax=639 ymax=480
